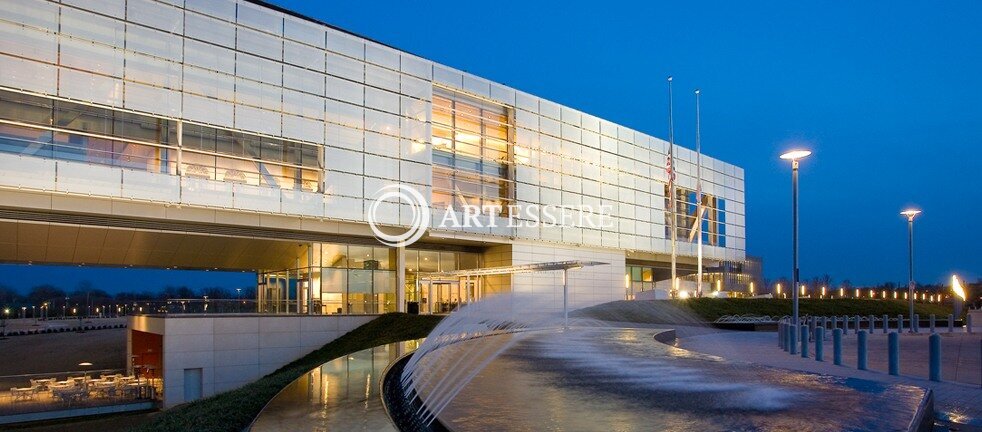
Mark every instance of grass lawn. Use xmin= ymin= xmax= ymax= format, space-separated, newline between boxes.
xmin=130 ymin=313 xmax=442 ymax=432
xmin=577 ymin=298 xmax=954 ymax=324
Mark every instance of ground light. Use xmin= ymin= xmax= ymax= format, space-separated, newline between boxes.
xmin=781 ymin=149 xmax=811 ymax=334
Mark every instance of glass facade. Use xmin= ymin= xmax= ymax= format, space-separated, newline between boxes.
xmin=319 ymin=243 xmax=396 ymax=314
xmin=431 ymin=87 xmax=513 ymax=214
xmin=665 ymin=185 xmax=726 ymax=247
xmin=0 ymin=0 xmax=747 ymax=316
xmin=0 ymin=89 xmax=323 ymax=191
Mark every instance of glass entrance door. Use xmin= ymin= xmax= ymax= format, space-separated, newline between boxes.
xmin=432 ymin=282 xmax=459 ymax=314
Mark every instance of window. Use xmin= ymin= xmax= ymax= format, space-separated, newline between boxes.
xmin=315 ymin=243 xmax=397 ymax=314
xmin=0 ymin=89 xmax=322 ymax=191
xmin=430 ymin=87 xmax=513 ymax=214
xmin=664 ymin=185 xmax=726 ymax=247
xmin=0 ymin=90 xmax=176 ymax=174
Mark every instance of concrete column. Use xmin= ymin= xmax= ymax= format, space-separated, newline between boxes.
xmin=563 ymin=268 xmax=569 ymax=330
xmin=882 ymin=314 xmax=889 ymax=334
xmin=888 ymin=332 xmax=900 ymax=375
xmin=800 ymin=325 xmax=809 ymax=358
xmin=815 ymin=326 xmax=824 ymax=361
xmin=857 ymin=330 xmax=868 ymax=370
xmin=307 ymin=245 xmax=314 ymax=315
xmin=426 ymin=281 xmax=433 ymax=314
xmin=929 ymin=333 xmax=942 ymax=381
xmin=833 ymin=328 xmax=843 ymax=365
xmin=396 ymin=247 xmax=406 ymax=313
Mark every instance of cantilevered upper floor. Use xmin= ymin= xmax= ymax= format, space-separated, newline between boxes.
xmin=0 ymin=0 xmax=746 ymax=263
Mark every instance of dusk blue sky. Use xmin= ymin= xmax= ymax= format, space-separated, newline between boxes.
xmin=2 ymin=1 xmax=979 ymax=294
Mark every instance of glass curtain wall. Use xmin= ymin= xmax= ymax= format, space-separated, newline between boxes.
xmin=318 ymin=243 xmax=396 ymax=314
xmin=664 ymin=185 xmax=727 ymax=247
xmin=0 ymin=89 xmax=322 ymax=192
xmin=430 ymin=87 xmax=513 ymax=215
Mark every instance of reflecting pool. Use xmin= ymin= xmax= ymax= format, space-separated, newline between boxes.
xmin=250 ymin=340 xmax=421 ymax=432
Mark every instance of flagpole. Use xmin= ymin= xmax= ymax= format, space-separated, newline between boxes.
xmin=695 ymin=89 xmax=703 ymax=298
xmin=667 ymin=76 xmax=677 ymax=298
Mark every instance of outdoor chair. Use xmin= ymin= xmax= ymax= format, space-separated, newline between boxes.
xmin=10 ymin=387 xmax=37 ymax=401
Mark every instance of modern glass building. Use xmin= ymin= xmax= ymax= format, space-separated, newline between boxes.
xmin=0 ymin=0 xmax=746 ymax=313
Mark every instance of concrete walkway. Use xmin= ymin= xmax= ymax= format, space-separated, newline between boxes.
xmin=677 ymin=329 xmax=982 ymax=427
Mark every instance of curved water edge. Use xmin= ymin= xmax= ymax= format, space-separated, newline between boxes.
xmin=411 ymin=327 xmax=935 ymax=432
xmin=380 ymin=353 xmax=450 ymax=432
xmin=248 ymin=339 xmax=423 ymax=432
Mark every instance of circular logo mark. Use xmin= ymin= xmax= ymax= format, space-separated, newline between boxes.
xmin=367 ymin=184 xmax=431 ymax=248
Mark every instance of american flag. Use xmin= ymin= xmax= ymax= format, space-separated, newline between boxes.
xmin=665 ymin=153 xmax=675 ymax=182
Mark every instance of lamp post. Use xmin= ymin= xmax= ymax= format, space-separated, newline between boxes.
xmin=901 ymin=209 xmax=920 ymax=333
xmin=781 ymin=150 xmax=811 ymax=331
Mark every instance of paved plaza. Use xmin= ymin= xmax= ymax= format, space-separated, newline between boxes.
xmin=677 ymin=329 xmax=982 ymax=427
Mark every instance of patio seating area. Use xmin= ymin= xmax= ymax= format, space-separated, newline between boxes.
xmin=1 ymin=373 xmax=158 ymax=416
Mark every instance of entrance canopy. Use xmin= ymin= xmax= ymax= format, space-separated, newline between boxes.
xmin=416 ymin=260 xmax=607 ymax=281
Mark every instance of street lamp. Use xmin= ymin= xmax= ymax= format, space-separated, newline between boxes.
xmin=781 ymin=149 xmax=811 ymax=336
xmin=901 ymin=208 xmax=921 ymax=333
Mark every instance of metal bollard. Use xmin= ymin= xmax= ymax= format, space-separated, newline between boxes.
xmin=854 ymin=316 xmax=861 ymax=335
xmin=968 ymin=314 xmax=974 ymax=334
xmin=815 ymin=326 xmax=825 ymax=361
xmin=897 ymin=314 xmax=904 ymax=333
xmin=888 ymin=332 xmax=900 ymax=375
xmin=801 ymin=325 xmax=809 ymax=358
xmin=822 ymin=316 xmax=828 ymax=331
xmin=832 ymin=316 xmax=838 ymax=331
xmin=790 ymin=324 xmax=798 ymax=355
xmin=868 ymin=314 xmax=875 ymax=332
xmin=842 ymin=316 xmax=849 ymax=335
xmin=929 ymin=333 xmax=941 ymax=381
xmin=809 ymin=317 xmax=816 ymax=342
xmin=913 ymin=314 xmax=920 ymax=333
xmin=833 ymin=328 xmax=843 ymax=365
xmin=778 ymin=321 xmax=785 ymax=349
xmin=784 ymin=321 xmax=791 ymax=351
xmin=857 ymin=330 xmax=868 ymax=370
xmin=929 ymin=314 xmax=936 ymax=333
xmin=882 ymin=314 xmax=889 ymax=334
xmin=948 ymin=314 xmax=954 ymax=333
